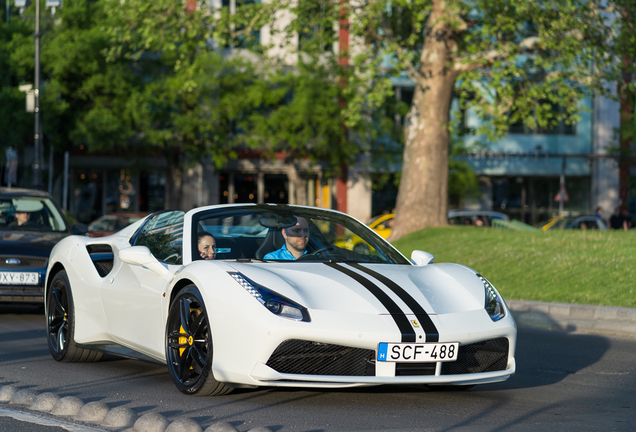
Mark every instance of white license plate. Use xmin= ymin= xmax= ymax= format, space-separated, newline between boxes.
xmin=0 ymin=272 xmax=39 ymax=285
xmin=377 ymin=342 xmax=459 ymax=362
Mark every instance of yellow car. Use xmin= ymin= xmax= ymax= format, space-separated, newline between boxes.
xmin=334 ymin=213 xmax=394 ymax=253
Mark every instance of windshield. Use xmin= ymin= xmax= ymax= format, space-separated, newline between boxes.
xmin=192 ymin=205 xmax=410 ymax=265
xmin=0 ymin=195 xmax=68 ymax=233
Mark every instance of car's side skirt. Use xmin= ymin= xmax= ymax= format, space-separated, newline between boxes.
xmin=76 ymin=342 xmax=165 ymax=365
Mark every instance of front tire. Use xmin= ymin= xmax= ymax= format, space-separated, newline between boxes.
xmin=46 ymin=270 xmax=103 ymax=363
xmin=166 ymin=286 xmax=232 ymax=396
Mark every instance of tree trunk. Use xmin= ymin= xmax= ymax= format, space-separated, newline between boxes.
xmin=389 ymin=1 xmax=459 ymax=241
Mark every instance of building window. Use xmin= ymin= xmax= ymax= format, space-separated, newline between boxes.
xmin=297 ymin=0 xmax=333 ymax=53
xmin=221 ymin=0 xmax=261 ymax=50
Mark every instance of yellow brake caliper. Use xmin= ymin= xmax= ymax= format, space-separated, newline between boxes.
xmin=178 ymin=325 xmax=188 ymax=357
xmin=178 ymin=308 xmax=199 ymax=369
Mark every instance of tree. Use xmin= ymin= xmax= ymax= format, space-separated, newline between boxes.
xmin=347 ymin=0 xmax=618 ymax=239
xmin=1 ymin=0 xmax=138 ymax=189
xmin=240 ymin=60 xmax=356 ymax=205
xmin=232 ymin=0 xmax=615 ymax=238
xmin=98 ymin=0 xmax=266 ymax=209
xmin=0 ymin=14 xmax=33 ymax=158
xmin=209 ymin=1 xmax=357 ymax=206
xmin=610 ymin=1 xmax=636 ymax=206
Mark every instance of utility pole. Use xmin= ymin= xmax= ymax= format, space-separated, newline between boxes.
xmin=32 ymin=0 xmax=43 ymax=189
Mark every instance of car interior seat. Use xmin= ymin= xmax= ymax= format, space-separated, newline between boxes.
xmin=254 ymin=228 xmax=285 ymax=260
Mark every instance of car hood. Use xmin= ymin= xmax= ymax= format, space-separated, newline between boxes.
xmin=0 ymin=230 xmax=69 ymax=258
xmin=224 ymin=262 xmax=485 ymax=315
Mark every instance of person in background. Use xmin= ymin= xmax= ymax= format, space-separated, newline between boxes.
xmin=12 ymin=210 xmax=31 ymax=227
xmin=198 ymin=232 xmax=217 ymax=260
xmin=595 ymin=206 xmax=604 ymax=222
xmin=609 ymin=207 xmax=622 ymax=230
xmin=8 ymin=200 xmax=43 ymax=229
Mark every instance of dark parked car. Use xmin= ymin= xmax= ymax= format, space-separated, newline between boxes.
xmin=0 ymin=188 xmax=86 ymax=304
xmin=565 ymin=216 xmax=608 ymax=230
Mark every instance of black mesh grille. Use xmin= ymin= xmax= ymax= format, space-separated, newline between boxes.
xmin=441 ymin=338 xmax=509 ymax=375
xmin=93 ymin=260 xmax=113 ymax=277
xmin=0 ymin=256 xmax=47 ymax=268
xmin=87 ymin=245 xmax=114 ymax=277
xmin=266 ymin=339 xmax=376 ymax=376
xmin=0 ymin=286 xmax=44 ymax=303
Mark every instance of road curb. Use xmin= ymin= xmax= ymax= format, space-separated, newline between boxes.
xmin=507 ymin=300 xmax=636 ymax=338
xmin=0 ymin=384 xmax=270 ymax=432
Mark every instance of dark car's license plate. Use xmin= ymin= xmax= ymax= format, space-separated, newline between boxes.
xmin=0 ymin=272 xmax=39 ymax=285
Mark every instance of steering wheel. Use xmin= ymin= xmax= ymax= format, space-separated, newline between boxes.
xmin=307 ymin=245 xmax=337 ymax=256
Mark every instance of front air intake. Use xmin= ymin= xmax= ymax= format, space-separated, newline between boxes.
xmin=441 ymin=337 xmax=509 ymax=375
xmin=266 ymin=339 xmax=375 ymax=376
xmin=87 ymin=245 xmax=114 ymax=277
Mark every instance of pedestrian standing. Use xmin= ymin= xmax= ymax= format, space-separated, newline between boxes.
xmin=609 ymin=207 xmax=623 ymax=229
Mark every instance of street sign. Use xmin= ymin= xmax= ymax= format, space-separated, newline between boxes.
xmin=554 ymin=184 xmax=569 ymax=202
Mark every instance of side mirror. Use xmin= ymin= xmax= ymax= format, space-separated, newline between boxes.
xmin=119 ymin=246 xmax=170 ymax=277
xmin=411 ymin=250 xmax=435 ymax=266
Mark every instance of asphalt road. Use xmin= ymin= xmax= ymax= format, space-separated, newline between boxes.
xmin=0 ymin=304 xmax=635 ymax=432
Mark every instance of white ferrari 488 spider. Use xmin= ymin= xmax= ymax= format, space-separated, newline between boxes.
xmin=45 ymin=204 xmax=516 ymax=395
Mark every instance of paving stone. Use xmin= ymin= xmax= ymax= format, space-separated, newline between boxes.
xmin=165 ymin=418 xmax=203 ymax=432
xmin=76 ymin=401 xmax=110 ymax=422
xmin=51 ymin=396 xmax=84 ymax=416
xmin=102 ymin=406 xmax=137 ymax=428
xmin=0 ymin=385 xmax=17 ymax=402
xmin=9 ymin=388 xmax=37 ymax=405
xmin=204 ymin=422 xmax=239 ymax=432
xmin=134 ymin=412 xmax=170 ymax=432
xmin=31 ymin=392 xmax=60 ymax=412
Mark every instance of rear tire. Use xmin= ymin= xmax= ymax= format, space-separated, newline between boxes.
xmin=46 ymin=270 xmax=103 ymax=363
xmin=166 ymin=285 xmax=232 ymax=396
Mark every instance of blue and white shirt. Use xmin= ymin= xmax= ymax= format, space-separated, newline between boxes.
xmin=263 ymin=244 xmax=306 ymax=260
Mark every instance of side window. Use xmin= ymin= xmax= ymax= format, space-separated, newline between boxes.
xmin=133 ymin=211 xmax=184 ymax=264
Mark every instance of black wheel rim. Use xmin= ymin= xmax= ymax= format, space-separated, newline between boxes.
xmin=167 ymin=295 xmax=210 ymax=386
xmin=47 ymin=280 xmax=69 ymax=354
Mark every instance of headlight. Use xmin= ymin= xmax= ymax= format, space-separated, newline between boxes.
xmin=228 ymin=272 xmax=310 ymax=322
xmin=479 ymin=274 xmax=505 ymax=322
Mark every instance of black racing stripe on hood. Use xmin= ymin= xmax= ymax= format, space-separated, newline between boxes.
xmin=349 ymin=263 xmax=440 ymax=343
xmin=325 ymin=262 xmax=416 ymax=343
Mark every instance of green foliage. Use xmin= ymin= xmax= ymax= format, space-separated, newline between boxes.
xmin=0 ymin=11 xmax=37 ymax=149
xmin=1 ymin=0 xmax=399 ymax=185
xmin=241 ymin=59 xmax=352 ymax=170
xmin=349 ymin=0 xmax=615 ymax=141
xmin=1 ymin=0 xmax=137 ymax=153
xmin=393 ymin=226 xmax=636 ymax=308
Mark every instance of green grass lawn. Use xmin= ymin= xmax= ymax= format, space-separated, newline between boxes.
xmin=392 ymin=227 xmax=636 ymax=308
